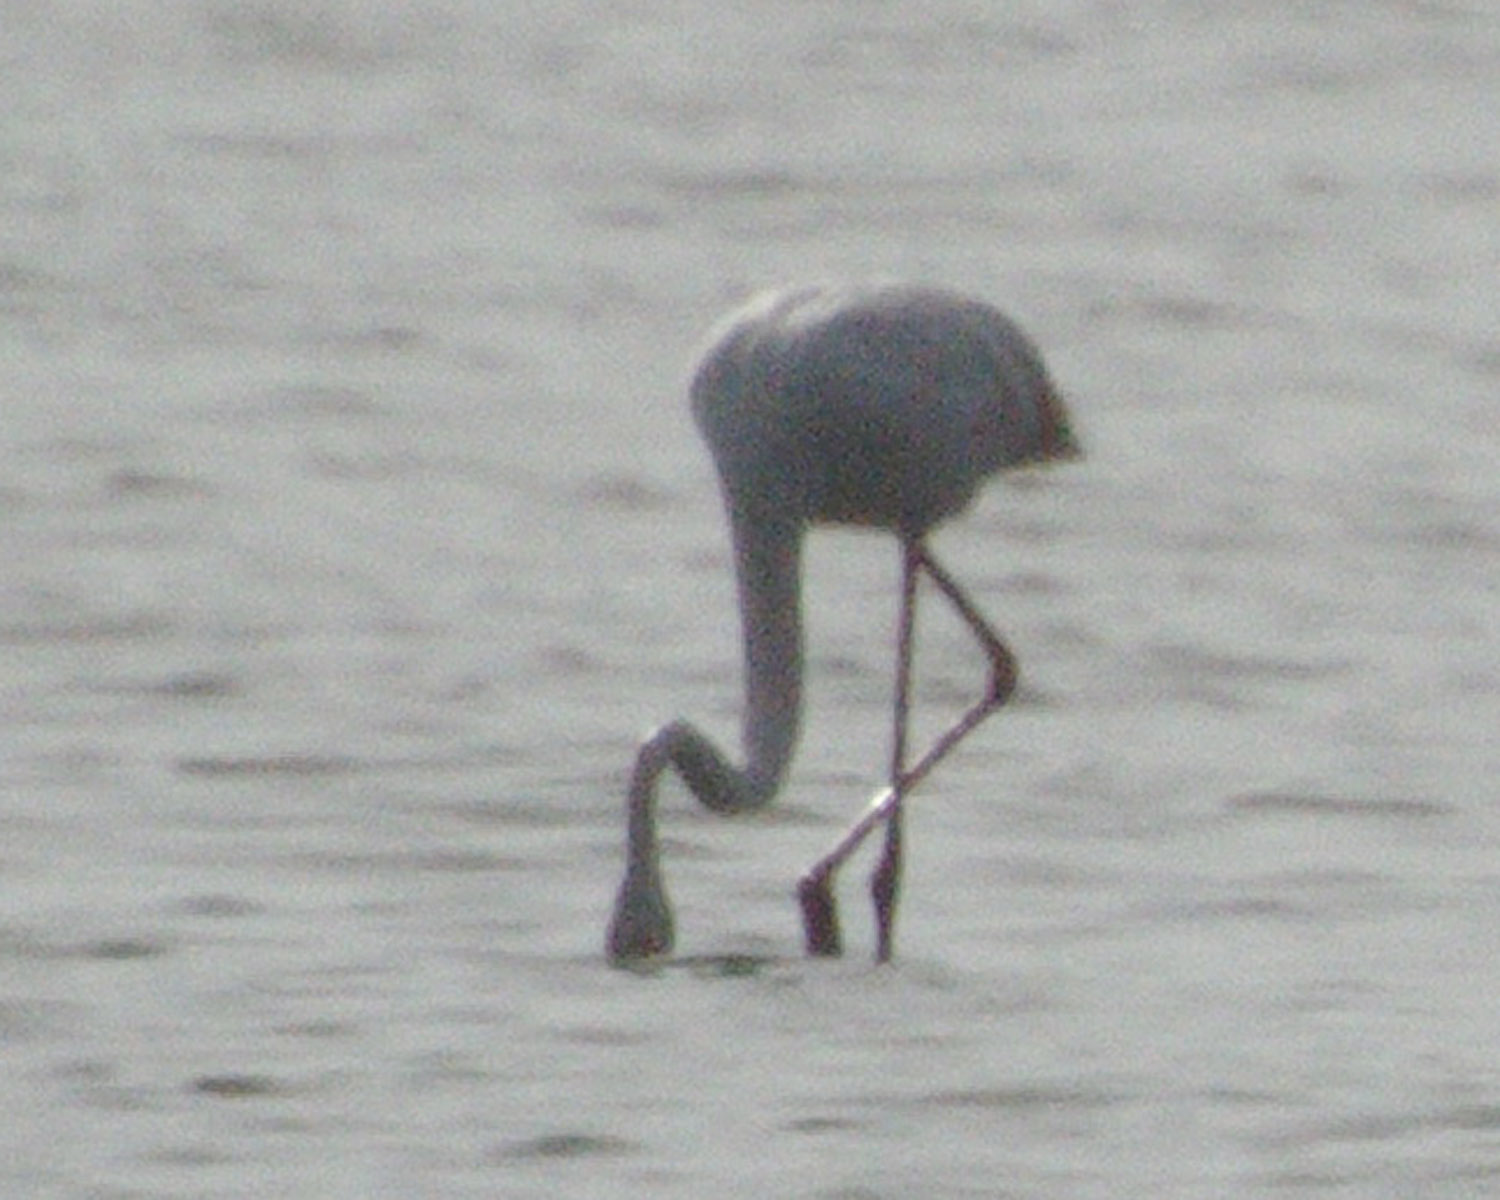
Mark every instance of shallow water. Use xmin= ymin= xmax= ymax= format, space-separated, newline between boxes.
xmin=3 ymin=2 xmax=1500 ymax=1196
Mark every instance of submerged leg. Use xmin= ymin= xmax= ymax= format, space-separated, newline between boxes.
xmin=798 ymin=540 xmax=1017 ymax=961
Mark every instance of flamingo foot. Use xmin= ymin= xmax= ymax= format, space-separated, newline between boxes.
xmin=798 ymin=871 xmax=842 ymax=957
xmin=871 ymin=839 xmax=901 ymax=965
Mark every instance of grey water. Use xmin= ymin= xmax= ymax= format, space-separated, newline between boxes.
xmin=3 ymin=2 xmax=1499 ymax=1197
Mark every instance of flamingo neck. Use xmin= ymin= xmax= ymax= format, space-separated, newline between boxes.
xmin=612 ymin=509 xmax=804 ymax=957
xmin=728 ymin=506 xmax=804 ymax=804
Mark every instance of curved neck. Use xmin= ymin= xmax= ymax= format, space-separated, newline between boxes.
xmin=626 ymin=508 xmax=804 ymax=817
xmin=608 ymin=509 xmax=806 ymax=962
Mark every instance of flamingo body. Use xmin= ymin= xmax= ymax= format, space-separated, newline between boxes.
xmin=691 ymin=283 xmax=1073 ymax=536
xmin=607 ymin=282 xmax=1077 ymax=964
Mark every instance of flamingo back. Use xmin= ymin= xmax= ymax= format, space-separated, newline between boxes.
xmin=691 ymin=283 xmax=1076 ymax=536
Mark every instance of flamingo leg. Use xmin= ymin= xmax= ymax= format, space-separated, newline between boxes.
xmin=798 ymin=540 xmax=1017 ymax=961
xmin=871 ymin=538 xmax=919 ymax=962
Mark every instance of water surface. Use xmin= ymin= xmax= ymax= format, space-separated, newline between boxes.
xmin=3 ymin=3 xmax=1499 ymax=1196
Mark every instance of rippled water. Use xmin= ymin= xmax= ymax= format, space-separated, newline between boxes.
xmin=4 ymin=2 xmax=1499 ymax=1196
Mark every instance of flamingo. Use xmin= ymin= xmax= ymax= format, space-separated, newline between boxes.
xmin=606 ymin=282 xmax=1079 ymax=965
